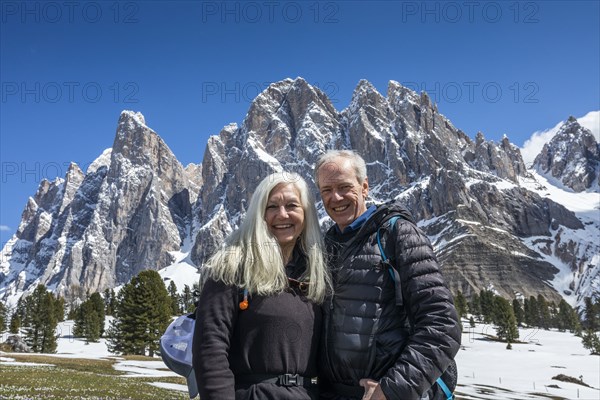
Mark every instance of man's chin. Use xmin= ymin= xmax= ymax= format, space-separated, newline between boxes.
xmin=332 ymin=216 xmax=353 ymax=229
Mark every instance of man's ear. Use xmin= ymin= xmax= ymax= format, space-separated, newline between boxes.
xmin=362 ymin=177 xmax=369 ymax=197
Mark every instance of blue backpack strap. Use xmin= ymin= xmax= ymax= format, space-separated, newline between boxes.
xmin=376 ymin=216 xmax=400 ymax=262
xmin=436 ymin=377 xmax=454 ymax=400
xmin=376 ymin=216 xmax=402 ymax=305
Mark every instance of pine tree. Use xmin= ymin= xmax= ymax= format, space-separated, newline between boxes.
xmin=512 ymin=299 xmax=524 ymax=326
xmin=168 ymin=281 xmax=180 ymax=315
xmin=582 ymin=330 xmax=600 ymax=355
xmin=469 ymin=316 xmax=476 ymax=328
xmin=103 ymin=288 xmax=117 ymax=316
xmin=479 ymin=290 xmax=495 ymax=323
xmin=74 ymin=300 xmax=101 ymax=343
xmin=0 ymin=302 xmax=7 ymax=332
xmin=537 ymin=294 xmax=551 ymax=330
xmin=557 ymin=299 xmax=579 ymax=332
xmin=103 ymin=288 xmax=112 ymax=315
xmin=10 ymin=296 xmax=26 ymax=334
xmin=67 ymin=303 xmax=79 ymax=320
xmin=494 ymin=296 xmax=519 ymax=344
xmin=89 ymin=292 xmax=105 ymax=337
xmin=54 ymin=296 xmax=65 ymax=322
xmin=549 ymin=302 xmax=558 ymax=328
xmin=454 ymin=290 xmax=468 ymax=320
xmin=181 ymin=285 xmax=194 ymax=314
xmin=469 ymin=293 xmax=481 ymax=321
xmin=14 ymin=296 xmax=26 ymax=321
xmin=525 ymin=296 xmax=539 ymax=327
xmin=9 ymin=312 xmax=21 ymax=334
xmin=74 ymin=292 xmax=105 ymax=342
xmin=107 ymin=270 xmax=171 ymax=356
xmin=73 ymin=305 xmax=83 ymax=337
xmin=22 ymin=285 xmax=59 ymax=353
xmin=583 ymin=297 xmax=599 ymax=331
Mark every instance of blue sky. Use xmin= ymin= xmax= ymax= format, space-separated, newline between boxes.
xmin=1 ymin=0 xmax=599 ymax=245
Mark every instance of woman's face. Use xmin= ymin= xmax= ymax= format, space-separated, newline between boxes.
xmin=264 ymin=183 xmax=305 ymax=249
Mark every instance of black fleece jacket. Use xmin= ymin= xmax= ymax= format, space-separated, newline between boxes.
xmin=192 ymin=250 xmax=321 ymax=400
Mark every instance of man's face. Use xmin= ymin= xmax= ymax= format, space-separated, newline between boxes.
xmin=317 ymin=157 xmax=369 ymax=232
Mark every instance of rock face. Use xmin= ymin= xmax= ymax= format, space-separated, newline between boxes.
xmin=0 ymin=111 xmax=195 ymax=301
xmin=189 ymin=78 xmax=593 ymax=305
xmin=1 ymin=79 xmax=598 ymax=308
xmin=533 ymin=116 xmax=600 ymax=192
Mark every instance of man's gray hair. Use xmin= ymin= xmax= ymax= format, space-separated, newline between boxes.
xmin=314 ymin=150 xmax=367 ymax=188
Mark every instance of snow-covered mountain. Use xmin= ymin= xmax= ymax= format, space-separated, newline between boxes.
xmin=0 ymin=112 xmax=200 ymax=304
xmin=1 ymin=78 xmax=598 ymax=309
xmin=532 ymin=116 xmax=600 ymax=192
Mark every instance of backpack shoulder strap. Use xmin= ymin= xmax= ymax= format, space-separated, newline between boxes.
xmin=378 ymin=215 xmax=455 ymax=400
xmin=376 ymin=215 xmax=403 ymax=306
xmin=376 ymin=215 xmax=401 ymax=262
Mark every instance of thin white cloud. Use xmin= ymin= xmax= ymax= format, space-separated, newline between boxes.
xmin=578 ymin=110 xmax=600 ymax=141
xmin=0 ymin=225 xmax=10 ymax=232
xmin=521 ymin=111 xmax=600 ymax=167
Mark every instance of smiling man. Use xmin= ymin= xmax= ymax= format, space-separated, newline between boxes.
xmin=314 ymin=150 xmax=461 ymax=400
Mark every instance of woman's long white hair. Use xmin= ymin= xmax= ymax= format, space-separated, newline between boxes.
xmin=204 ymin=172 xmax=331 ymax=304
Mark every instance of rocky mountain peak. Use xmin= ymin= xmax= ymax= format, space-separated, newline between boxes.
xmin=0 ymin=110 xmax=197 ymax=302
xmin=387 ymin=80 xmax=420 ymax=108
xmin=533 ymin=117 xmax=600 ymax=192
xmin=241 ymin=78 xmax=338 ymax=161
xmin=475 ymin=131 xmax=485 ymax=145
xmin=2 ymin=79 xmax=597 ymax=311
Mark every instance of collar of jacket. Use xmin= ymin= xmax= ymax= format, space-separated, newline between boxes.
xmin=327 ymin=199 xmax=415 ymax=240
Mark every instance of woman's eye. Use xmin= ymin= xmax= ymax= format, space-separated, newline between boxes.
xmin=266 ymin=205 xmax=277 ymax=209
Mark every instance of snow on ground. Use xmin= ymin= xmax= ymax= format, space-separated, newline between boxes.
xmin=0 ymin=356 xmax=54 ymax=367
xmin=51 ymin=320 xmax=114 ymax=359
xmin=147 ymin=381 xmax=188 ymax=392
xmin=3 ymin=319 xmax=599 ymax=399
xmin=113 ymin=359 xmax=179 ymax=378
xmin=456 ymin=321 xmax=600 ymax=400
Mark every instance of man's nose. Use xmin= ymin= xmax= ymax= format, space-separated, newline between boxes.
xmin=331 ymin=190 xmax=344 ymax=201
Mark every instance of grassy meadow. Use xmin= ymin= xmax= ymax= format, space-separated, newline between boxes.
xmin=0 ymin=353 xmax=190 ymax=400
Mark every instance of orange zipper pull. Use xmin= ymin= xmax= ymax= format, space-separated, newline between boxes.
xmin=239 ymin=288 xmax=249 ymax=310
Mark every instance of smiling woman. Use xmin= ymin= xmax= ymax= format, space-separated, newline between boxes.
xmin=264 ymin=183 xmax=305 ymax=264
xmin=192 ymin=172 xmax=332 ymax=400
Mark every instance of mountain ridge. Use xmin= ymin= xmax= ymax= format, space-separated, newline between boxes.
xmin=1 ymin=79 xmax=598 ymax=309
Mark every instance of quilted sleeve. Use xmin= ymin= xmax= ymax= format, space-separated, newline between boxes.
xmin=379 ymin=219 xmax=461 ymax=400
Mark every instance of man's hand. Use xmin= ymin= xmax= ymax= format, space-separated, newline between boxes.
xmin=359 ymin=379 xmax=387 ymax=400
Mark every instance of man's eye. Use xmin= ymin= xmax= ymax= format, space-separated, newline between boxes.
xmin=321 ymin=189 xmax=331 ymax=194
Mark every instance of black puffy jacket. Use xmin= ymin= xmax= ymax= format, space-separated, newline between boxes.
xmin=319 ymin=201 xmax=461 ymax=400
